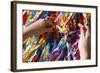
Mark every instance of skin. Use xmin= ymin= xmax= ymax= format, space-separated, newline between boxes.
xmin=23 ymin=19 xmax=90 ymax=60
xmin=23 ymin=19 xmax=54 ymax=41
xmin=78 ymin=23 xmax=91 ymax=60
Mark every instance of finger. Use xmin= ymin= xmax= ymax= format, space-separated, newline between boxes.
xmin=85 ymin=26 xmax=90 ymax=39
xmin=43 ymin=27 xmax=53 ymax=32
xmin=34 ymin=19 xmax=45 ymax=28
xmin=43 ymin=19 xmax=54 ymax=27
xmin=35 ymin=19 xmax=52 ymax=28
xmin=78 ymin=23 xmax=85 ymax=37
xmin=37 ymin=27 xmax=53 ymax=34
xmin=38 ymin=19 xmax=55 ymax=28
xmin=78 ymin=23 xmax=83 ymax=28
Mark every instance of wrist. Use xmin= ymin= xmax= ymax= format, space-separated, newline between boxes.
xmin=79 ymin=49 xmax=89 ymax=60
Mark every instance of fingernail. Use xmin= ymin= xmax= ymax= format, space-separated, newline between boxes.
xmin=52 ymin=27 xmax=57 ymax=32
xmin=52 ymin=22 xmax=56 ymax=25
xmin=82 ymin=26 xmax=87 ymax=31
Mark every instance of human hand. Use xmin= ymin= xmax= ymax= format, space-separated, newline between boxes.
xmin=23 ymin=19 xmax=54 ymax=40
xmin=78 ymin=23 xmax=91 ymax=60
xmin=35 ymin=19 xmax=55 ymax=33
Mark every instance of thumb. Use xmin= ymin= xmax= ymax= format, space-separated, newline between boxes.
xmin=43 ymin=19 xmax=54 ymax=27
xmin=85 ymin=26 xmax=90 ymax=39
xmin=78 ymin=23 xmax=85 ymax=37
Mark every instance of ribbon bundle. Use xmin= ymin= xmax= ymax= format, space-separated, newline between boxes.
xmin=22 ymin=10 xmax=91 ymax=62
